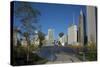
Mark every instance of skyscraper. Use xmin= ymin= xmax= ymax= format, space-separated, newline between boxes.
xmin=86 ymin=6 xmax=97 ymax=44
xmin=68 ymin=14 xmax=77 ymax=45
xmin=47 ymin=28 xmax=54 ymax=45
xmin=68 ymin=24 xmax=77 ymax=45
xmin=78 ymin=10 xmax=86 ymax=46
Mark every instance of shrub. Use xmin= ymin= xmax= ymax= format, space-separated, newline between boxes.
xmin=12 ymin=45 xmax=48 ymax=65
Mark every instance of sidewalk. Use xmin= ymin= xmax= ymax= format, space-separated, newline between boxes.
xmin=46 ymin=52 xmax=81 ymax=64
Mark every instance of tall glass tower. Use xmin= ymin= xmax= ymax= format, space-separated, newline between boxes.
xmin=78 ymin=10 xmax=86 ymax=46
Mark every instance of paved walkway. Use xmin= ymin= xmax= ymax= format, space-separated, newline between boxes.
xmin=35 ymin=46 xmax=81 ymax=64
xmin=46 ymin=52 xmax=81 ymax=64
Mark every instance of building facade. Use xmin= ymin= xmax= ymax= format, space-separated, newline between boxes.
xmin=47 ymin=28 xmax=54 ymax=45
xmin=68 ymin=24 xmax=77 ymax=45
xmin=86 ymin=6 xmax=97 ymax=44
xmin=78 ymin=10 xmax=86 ymax=46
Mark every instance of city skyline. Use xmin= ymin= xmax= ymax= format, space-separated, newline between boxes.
xmin=14 ymin=2 xmax=86 ymax=40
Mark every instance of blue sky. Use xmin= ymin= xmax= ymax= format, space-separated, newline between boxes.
xmin=14 ymin=2 xmax=86 ymax=39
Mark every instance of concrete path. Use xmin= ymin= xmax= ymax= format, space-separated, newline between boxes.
xmin=46 ymin=52 xmax=81 ymax=64
xmin=35 ymin=46 xmax=81 ymax=64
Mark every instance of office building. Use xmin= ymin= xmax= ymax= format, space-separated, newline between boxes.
xmin=68 ymin=24 xmax=77 ymax=45
xmin=86 ymin=6 xmax=97 ymax=44
xmin=47 ymin=28 xmax=54 ymax=45
xmin=78 ymin=10 xmax=86 ymax=46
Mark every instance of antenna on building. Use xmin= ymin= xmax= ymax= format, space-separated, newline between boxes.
xmin=80 ymin=9 xmax=83 ymax=16
xmin=73 ymin=13 xmax=75 ymax=25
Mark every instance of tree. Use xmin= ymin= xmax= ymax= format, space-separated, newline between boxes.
xmin=38 ymin=31 xmax=45 ymax=48
xmin=14 ymin=2 xmax=41 ymax=63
